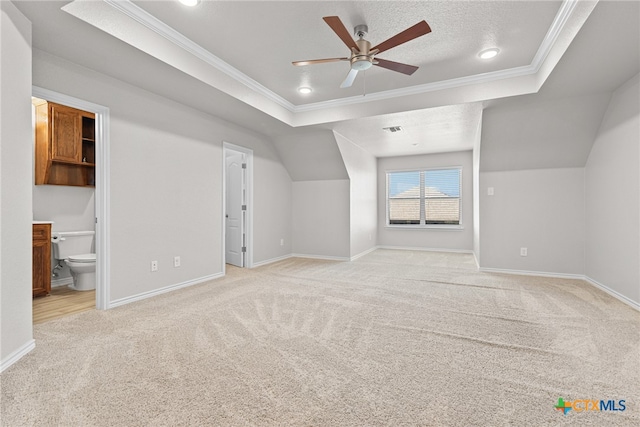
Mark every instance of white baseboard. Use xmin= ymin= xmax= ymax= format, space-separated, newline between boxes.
xmin=253 ymin=247 xmax=471 ymax=265
xmin=1 ymin=339 xmax=35 ymax=373
xmin=51 ymin=277 xmax=73 ymax=288
xmin=291 ymin=253 xmax=350 ymax=262
xmin=256 ymin=247 xmax=379 ymax=264
xmin=584 ymin=276 xmax=640 ymax=312
xmin=254 ymin=247 xmax=378 ymax=264
xmin=377 ymin=245 xmax=474 ymax=254
xmin=478 ymin=267 xmax=640 ymax=312
xmin=108 ymin=273 xmax=224 ymax=309
xmin=350 ymin=246 xmax=378 ymax=261
xmin=478 ymin=267 xmax=584 ymax=280
xmin=251 ymin=254 xmax=293 ymax=268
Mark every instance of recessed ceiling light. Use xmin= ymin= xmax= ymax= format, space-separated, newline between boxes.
xmin=298 ymin=87 xmax=312 ymax=94
xmin=479 ymin=48 xmax=500 ymax=60
xmin=179 ymin=0 xmax=200 ymax=6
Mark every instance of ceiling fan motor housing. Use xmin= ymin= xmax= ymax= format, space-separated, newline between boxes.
xmin=351 ymin=37 xmax=373 ymax=70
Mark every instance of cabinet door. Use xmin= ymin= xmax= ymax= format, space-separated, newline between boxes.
xmin=32 ymin=226 xmax=51 ymax=298
xmin=50 ymin=103 xmax=82 ymax=163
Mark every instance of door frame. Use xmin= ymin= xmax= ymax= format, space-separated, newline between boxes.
xmin=222 ymin=142 xmax=253 ymax=273
xmin=32 ymin=86 xmax=111 ymax=310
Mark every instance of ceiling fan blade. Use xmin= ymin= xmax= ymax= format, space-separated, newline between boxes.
xmin=374 ymin=58 xmax=419 ymax=75
xmin=371 ymin=20 xmax=431 ymax=54
xmin=292 ymin=57 xmax=349 ymax=66
xmin=323 ymin=16 xmax=359 ymax=51
xmin=340 ymin=68 xmax=359 ymax=88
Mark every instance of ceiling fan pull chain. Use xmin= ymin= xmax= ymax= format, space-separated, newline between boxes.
xmin=363 ymin=70 xmax=367 ymax=97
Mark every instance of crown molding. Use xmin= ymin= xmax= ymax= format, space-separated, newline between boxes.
xmin=88 ymin=0 xmax=579 ymax=116
xmin=530 ymin=0 xmax=580 ymax=73
xmin=103 ymin=0 xmax=297 ymax=112
xmin=292 ymin=64 xmax=537 ymax=113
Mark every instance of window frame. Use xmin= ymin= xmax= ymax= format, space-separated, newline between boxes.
xmin=385 ymin=166 xmax=463 ymax=230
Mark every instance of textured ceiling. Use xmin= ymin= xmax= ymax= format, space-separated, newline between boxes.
xmin=132 ymin=0 xmax=560 ymax=105
xmin=332 ymin=103 xmax=482 ymax=157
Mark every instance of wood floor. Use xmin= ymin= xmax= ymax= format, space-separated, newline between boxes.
xmin=33 ymin=286 xmax=95 ymax=324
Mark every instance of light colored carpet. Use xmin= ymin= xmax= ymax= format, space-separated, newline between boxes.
xmin=1 ymin=250 xmax=639 ymax=426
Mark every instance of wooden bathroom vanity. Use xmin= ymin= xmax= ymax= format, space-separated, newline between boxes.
xmin=32 ymin=222 xmax=51 ymax=297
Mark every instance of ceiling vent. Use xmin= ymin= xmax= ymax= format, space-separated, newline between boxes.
xmin=383 ymin=126 xmax=403 ymax=133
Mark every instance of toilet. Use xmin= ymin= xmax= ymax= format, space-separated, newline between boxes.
xmin=51 ymin=231 xmax=96 ymax=291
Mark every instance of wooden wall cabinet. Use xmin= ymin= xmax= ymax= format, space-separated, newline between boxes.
xmin=34 ymin=101 xmax=95 ymax=187
xmin=33 ymin=223 xmax=52 ymax=298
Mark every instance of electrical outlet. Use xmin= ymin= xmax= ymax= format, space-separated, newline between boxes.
xmin=280 ymin=239 xmax=284 ymax=246
xmin=520 ymin=247 xmax=528 ymax=257
xmin=151 ymin=260 xmax=158 ymax=272
xmin=174 ymin=256 xmax=181 ymax=268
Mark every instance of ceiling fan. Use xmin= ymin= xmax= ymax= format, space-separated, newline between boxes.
xmin=293 ymin=16 xmax=431 ymax=88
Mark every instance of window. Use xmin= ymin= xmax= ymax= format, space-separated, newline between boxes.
xmin=387 ymin=168 xmax=461 ymax=227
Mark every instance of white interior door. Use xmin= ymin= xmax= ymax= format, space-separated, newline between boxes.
xmin=225 ymin=151 xmax=245 ymax=267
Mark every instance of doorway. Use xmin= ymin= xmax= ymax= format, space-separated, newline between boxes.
xmin=32 ymin=86 xmax=110 ymax=312
xmin=223 ymin=142 xmax=253 ymax=270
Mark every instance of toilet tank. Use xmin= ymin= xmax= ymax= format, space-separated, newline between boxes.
xmin=51 ymin=231 xmax=95 ymax=260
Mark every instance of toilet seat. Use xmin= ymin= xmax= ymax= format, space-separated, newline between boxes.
xmin=67 ymin=253 xmax=96 ymax=263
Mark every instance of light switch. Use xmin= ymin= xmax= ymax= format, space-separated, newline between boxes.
xmin=488 ymin=187 xmax=495 ymax=196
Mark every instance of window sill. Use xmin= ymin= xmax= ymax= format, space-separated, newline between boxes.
xmin=385 ymin=225 xmax=464 ymax=231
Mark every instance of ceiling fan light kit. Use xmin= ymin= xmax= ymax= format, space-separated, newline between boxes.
xmin=292 ymin=16 xmax=431 ymax=88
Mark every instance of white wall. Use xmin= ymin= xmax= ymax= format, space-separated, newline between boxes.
xmin=1 ymin=1 xmax=34 ymax=369
xmin=247 ymin=143 xmax=292 ymax=264
xmin=33 ymin=50 xmax=292 ymax=303
xmin=334 ymin=132 xmax=377 ymax=258
xmin=32 ymin=186 xmax=95 ymax=232
xmin=585 ymin=73 xmax=640 ymax=305
xmin=377 ymin=151 xmax=474 ymax=252
xmin=292 ymin=180 xmax=350 ymax=259
xmin=479 ymin=168 xmax=585 ymax=275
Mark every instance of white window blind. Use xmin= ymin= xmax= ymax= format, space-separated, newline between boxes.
xmin=388 ymin=171 xmax=421 ymax=224
xmin=387 ymin=168 xmax=461 ymax=226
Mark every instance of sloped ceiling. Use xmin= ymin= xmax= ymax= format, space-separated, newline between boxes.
xmin=271 ymin=130 xmax=348 ymax=181
xmin=481 ymin=0 xmax=640 ymax=171
xmin=481 ymin=92 xmax=612 ymax=172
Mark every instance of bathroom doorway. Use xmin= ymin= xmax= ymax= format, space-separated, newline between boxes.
xmin=222 ymin=142 xmax=253 ymax=271
xmin=31 ymin=86 xmax=110 ymax=319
